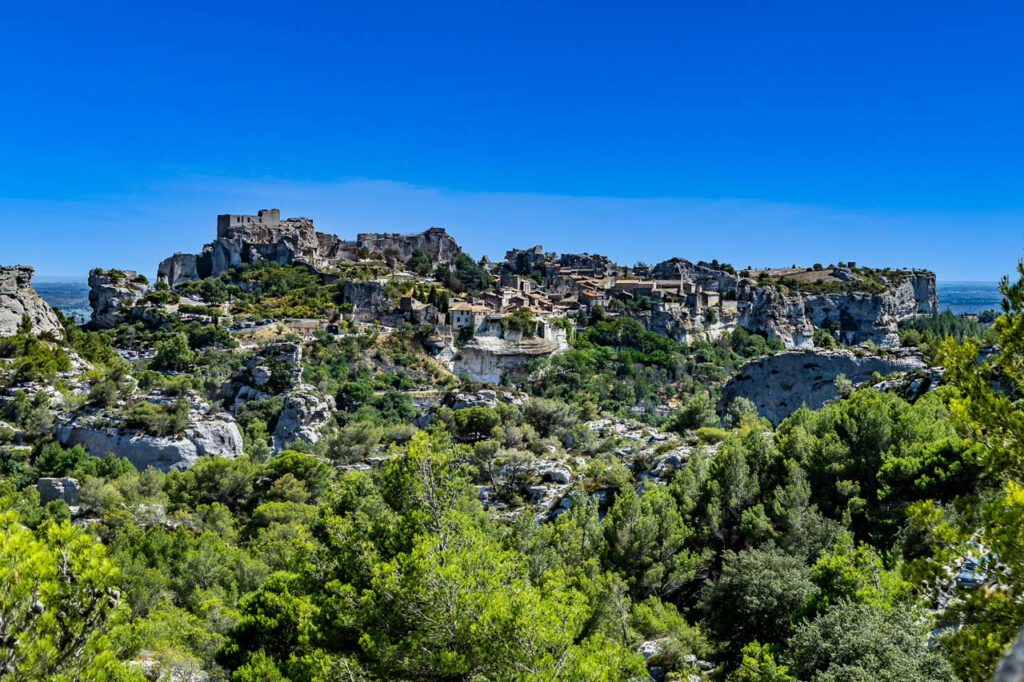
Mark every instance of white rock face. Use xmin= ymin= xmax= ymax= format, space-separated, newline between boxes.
xmin=453 ymin=329 xmax=569 ymax=384
xmin=56 ymin=413 xmax=243 ymax=472
xmin=721 ymin=348 xmax=927 ymax=425
xmin=0 ymin=265 xmax=64 ymax=337
xmin=639 ymin=271 xmax=938 ymax=349
xmin=271 ymin=385 xmax=336 ymax=453
xmin=88 ymin=268 xmax=149 ymax=329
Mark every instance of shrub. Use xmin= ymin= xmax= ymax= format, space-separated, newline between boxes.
xmin=122 ymin=400 xmax=190 ymax=437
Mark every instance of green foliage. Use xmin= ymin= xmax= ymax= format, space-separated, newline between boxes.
xmin=0 ymin=502 xmax=130 ymax=680
xmin=501 ymin=306 xmax=536 ymax=336
xmin=0 ymin=323 xmax=71 ymax=383
xmin=901 ymin=262 xmax=1024 ymax=680
xmin=449 ymin=406 xmax=501 ymax=442
xmin=434 ymin=253 xmax=491 ymax=293
xmin=813 ymin=327 xmax=838 ymax=349
xmin=153 ymin=333 xmax=195 ymax=372
xmin=785 ymin=600 xmax=955 ymax=682
xmin=776 ymin=388 xmax=971 ymax=545
xmin=121 ymin=400 xmax=190 ymax=437
xmin=406 ymin=247 xmax=432 ymax=276
xmin=901 ymin=309 xmax=993 ymax=345
xmin=700 ymin=547 xmax=817 ymax=651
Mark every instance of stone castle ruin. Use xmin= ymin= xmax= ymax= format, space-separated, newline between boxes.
xmin=158 ymin=209 xmax=462 ymax=286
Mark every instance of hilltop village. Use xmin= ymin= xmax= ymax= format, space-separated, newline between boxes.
xmin=137 ymin=208 xmax=939 ymax=385
xmin=1 ymin=208 xmax=1000 ymax=682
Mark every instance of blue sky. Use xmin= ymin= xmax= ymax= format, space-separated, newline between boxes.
xmin=2 ymin=1 xmax=1023 ymax=280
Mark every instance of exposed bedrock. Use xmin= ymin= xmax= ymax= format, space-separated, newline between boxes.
xmin=721 ymin=348 xmax=927 ymax=425
xmin=0 ymin=265 xmax=64 ymax=337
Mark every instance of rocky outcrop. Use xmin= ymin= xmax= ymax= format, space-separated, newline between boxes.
xmin=643 ymin=300 xmax=745 ymax=344
xmin=342 ymin=281 xmax=391 ymax=322
xmin=37 ymin=477 xmax=79 ymax=505
xmin=56 ymin=396 xmax=243 ymax=471
xmin=271 ymin=385 xmax=336 ymax=452
xmin=220 ymin=343 xmax=303 ymax=411
xmin=453 ymin=328 xmax=569 ymax=384
xmin=651 ymin=258 xmax=739 ymax=292
xmin=88 ymin=268 xmax=149 ymax=329
xmin=721 ymin=348 xmax=927 ymax=425
xmin=157 ymin=253 xmax=200 ymax=288
xmin=504 ymin=245 xmax=546 ymax=271
xmin=633 ymin=268 xmax=938 ymax=349
xmin=0 ymin=266 xmax=64 ymax=337
xmin=351 ymin=227 xmax=461 ymax=268
xmin=158 ymin=209 xmax=462 ymax=286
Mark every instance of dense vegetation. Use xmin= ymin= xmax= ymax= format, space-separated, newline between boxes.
xmin=529 ymin=316 xmax=782 ymax=421
xmin=4 ymin=259 xmax=1024 ymax=680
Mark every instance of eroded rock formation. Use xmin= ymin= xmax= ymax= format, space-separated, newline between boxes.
xmin=271 ymin=385 xmax=336 ymax=453
xmin=0 ymin=265 xmax=64 ymax=337
xmin=720 ymin=348 xmax=927 ymax=424
xmin=88 ymin=268 xmax=149 ymax=329
xmin=219 ymin=343 xmax=303 ymax=412
xmin=158 ymin=209 xmax=461 ymax=286
xmin=453 ymin=328 xmax=569 ymax=384
xmin=637 ymin=270 xmax=937 ymax=348
xmin=56 ymin=413 xmax=243 ymax=472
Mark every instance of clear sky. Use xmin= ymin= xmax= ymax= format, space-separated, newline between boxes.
xmin=2 ymin=1 xmax=1022 ymax=281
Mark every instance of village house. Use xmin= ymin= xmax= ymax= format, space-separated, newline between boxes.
xmin=449 ymin=301 xmax=491 ymax=330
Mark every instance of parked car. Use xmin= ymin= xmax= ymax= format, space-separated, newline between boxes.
xmin=956 ymin=558 xmax=987 ymax=589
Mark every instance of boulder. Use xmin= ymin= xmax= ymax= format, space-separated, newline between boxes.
xmin=0 ymin=265 xmax=64 ymax=337
xmin=36 ymin=477 xmax=79 ymax=505
xmin=451 ymin=389 xmax=499 ymax=410
xmin=271 ymin=385 xmax=336 ymax=453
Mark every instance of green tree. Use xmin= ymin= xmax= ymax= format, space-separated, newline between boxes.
xmin=699 ymin=547 xmax=817 ymax=651
xmin=601 ymin=486 xmax=700 ymax=600
xmin=813 ymin=327 xmax=838 ymax=349
xmin=785 ymin=600 xmax=954 ymax=682
xmin=153 ymin=332 xmax=195 ymax=372
xmin=406 ymin=247 xmax=432 ymax=276
xmin=0 ymin=502 xmax=129 ymax=680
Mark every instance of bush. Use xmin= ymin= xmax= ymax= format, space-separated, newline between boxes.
xmin=813 ymin=327 xmax=838 ymax=349
xmin=122 ymin=400 xmax=190 ymax=437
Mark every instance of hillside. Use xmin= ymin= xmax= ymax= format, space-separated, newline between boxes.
xmin=0 ymin=211 xmax=1014 ymax=682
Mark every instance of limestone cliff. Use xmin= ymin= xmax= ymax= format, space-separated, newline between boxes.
xmin=635 ymin=270 xmax=938 ymax=349
xmin=453 ymin=328 xmax=569 ymax=384
xmin=353 ymin=227 xmax=461 ymax=267
xmin=651 ymin=258 xmax=739 ymax=292
xmin=56 ymin=406 xmax=243 ymax=472
xmin=720 ymin=348 xmax=927 ymax=424
xmin=0 ymin=265 xmax=64 ymax=337
xmin=88 ymin=268 xmax=149 ymax=329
